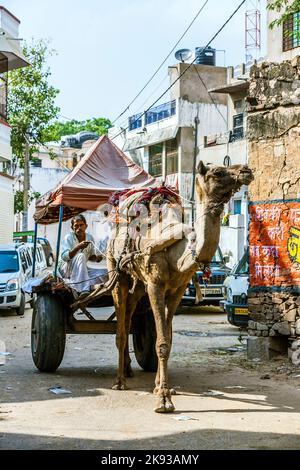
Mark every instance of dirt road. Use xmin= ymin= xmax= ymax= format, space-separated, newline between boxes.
xmin=1 ymin=304 xmax=300 ymax=450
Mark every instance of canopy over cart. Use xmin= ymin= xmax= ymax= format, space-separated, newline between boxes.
xmin=34 ymin=134 xmax=155 ymax=225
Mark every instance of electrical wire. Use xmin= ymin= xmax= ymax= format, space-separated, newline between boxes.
xmin=110 ymin=0 xmax=247 ymax=142
xmin=111 ymin=0 xmax=210 ymax=125
xmin=192 ymin=64 xmax=228 ymax=126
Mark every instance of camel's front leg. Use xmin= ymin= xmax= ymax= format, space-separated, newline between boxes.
xmin=148 ymin=282 xmax=174 ymax=413
xmin=154 ymin=286 xmax=187 ymax=397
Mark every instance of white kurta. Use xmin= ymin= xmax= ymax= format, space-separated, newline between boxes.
xmin=59 ymin=232 xmax=102 ymax=292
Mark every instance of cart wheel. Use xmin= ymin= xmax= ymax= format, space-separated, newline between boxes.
xmin=31 ymin=294 xmax=66 ymax=372
xmin=133 ymin=299 xmax=158 ymax=372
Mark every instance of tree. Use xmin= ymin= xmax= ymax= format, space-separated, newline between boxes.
xmin=7 ymin=39 xmax=60 ymax=224
xmin=267 ymin=0 xmax=300 ymax=28
xmin=41 ymin=116 xmax=112 ymax=142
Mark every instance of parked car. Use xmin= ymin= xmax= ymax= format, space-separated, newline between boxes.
xmin=36 ymin=237 xmax=55 ymax=267
xmin=221 ymin=249 xmax=249 ymax=327
xmin=13 ymin=233 xmax=54 ymax=268
xmin=0 ymin=243 xmax=36 ymax=316
xmin=182 ymin=247 xmax=231 ymax=305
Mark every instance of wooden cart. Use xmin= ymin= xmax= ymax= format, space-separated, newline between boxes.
xmin=31 ymin=278 xmax=158 ymax=373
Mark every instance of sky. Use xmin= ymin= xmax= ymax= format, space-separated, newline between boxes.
xmin=5 ymin=0 xmax=267 ymax=126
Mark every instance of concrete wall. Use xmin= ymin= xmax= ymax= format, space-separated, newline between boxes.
xmin=0 ymin=173 xmax=14 ymax=244
xmin=247 ymin=57 xmax=300 ymax=354
xmin=199 ymin=138 xmax=247 ymax=167
xmin=169 ymin=63 xmax=227 ymax=105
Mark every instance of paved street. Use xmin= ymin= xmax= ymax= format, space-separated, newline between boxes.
xmin=1 ymin=304 xmax=300 ymax=450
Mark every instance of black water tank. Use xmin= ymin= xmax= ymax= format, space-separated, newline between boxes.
xmin=195 ymin=46 xmax=216 ymax=66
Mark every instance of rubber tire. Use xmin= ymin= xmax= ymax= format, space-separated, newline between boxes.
xmin=31 ymin=294 xmax=66 ymax=372
xmin=16 ymin=293 xmax=25 ymax=316
xmin=133 ymin=300 xmax=158 ymax=372
xmin=47 ymin=254 xmax=54 ymax=267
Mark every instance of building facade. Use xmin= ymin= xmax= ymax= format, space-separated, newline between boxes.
xmin=110 ymin=60 xmax=228 ymax=225
xmin=247 ymin=3 xmax=300 ymax=361
xmin=0 ymin=7 xmax=28 ymax=243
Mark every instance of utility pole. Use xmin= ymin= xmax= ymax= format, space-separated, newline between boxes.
xmin=191 ymin=115 xmax=200 ymax=226
xmin=22 ymin=135 xmax=30 ymax=233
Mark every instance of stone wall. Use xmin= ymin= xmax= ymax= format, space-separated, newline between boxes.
xmin=247 ymin=57 xmax=300 ymax=362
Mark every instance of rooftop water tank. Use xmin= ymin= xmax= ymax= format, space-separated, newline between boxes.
xmin=195 ymin=46 xmax=216 ymax=66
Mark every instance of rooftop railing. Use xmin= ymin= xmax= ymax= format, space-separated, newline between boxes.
xmin=128 ymin=100 xmax=176 ymax=131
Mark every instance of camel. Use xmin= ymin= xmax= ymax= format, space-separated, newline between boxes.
xmin=104 ymin=161 xmax=253 ymax=413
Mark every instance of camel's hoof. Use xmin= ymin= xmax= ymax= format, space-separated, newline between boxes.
xmin=112 ymin=381 xmax=127 ymax=391
xmin=154 ymin=387 xmax=176 ymax=396
xmin=154 ymin=402 xmax=175 ymax=413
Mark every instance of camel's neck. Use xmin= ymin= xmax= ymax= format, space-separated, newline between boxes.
xmin=194 ymin=198 xmax=221 ymax=264
xmin=173 ymin=193 xmax=223 ymax=273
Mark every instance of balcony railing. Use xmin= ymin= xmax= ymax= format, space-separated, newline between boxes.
xmin=128 ymin=100 xmax=176 ymax=131
xmin=128 ymin=113 xmax=142 ymax=131
xmin=145 ymin=100 xmax=176 ymax=125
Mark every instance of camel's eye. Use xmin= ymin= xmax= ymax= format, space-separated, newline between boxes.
xmin=213 ymin=170 xmax=225 ymax=178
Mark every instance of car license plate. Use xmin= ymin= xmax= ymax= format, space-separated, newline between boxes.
xmin=235 ymin=308 xmax=249 ymax=315
xmin=201 ymin=288 xmax=222 ymax=295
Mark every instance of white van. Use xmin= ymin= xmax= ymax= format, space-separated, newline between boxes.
xmin=221 ymin=250 xmax=249 ymax=327
xmin=0 ymin=243 xmax=47 ymax=316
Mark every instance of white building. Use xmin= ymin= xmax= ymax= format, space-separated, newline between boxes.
xmin=0 ymin=7 xmax=29 ymax=243
xmin=110 ymin=56 xmax=228 ymax=225
xmin=267 ymin=0 xmax=300 ymax=62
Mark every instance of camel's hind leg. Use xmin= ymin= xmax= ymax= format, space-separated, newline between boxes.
xmin=147 ymin=282 xmax=174 ymax=413
xmin=111 ymin=275 xmax=129 ymax=390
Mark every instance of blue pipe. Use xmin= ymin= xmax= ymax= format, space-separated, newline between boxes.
xmin=54 ymin=205 xmax=64 ymax=280
xmin=32 ymin=222 xmax=38 ymax=277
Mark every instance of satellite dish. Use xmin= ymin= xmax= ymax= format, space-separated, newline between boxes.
xmin=175 ymin=48 xmax=192 ymax=63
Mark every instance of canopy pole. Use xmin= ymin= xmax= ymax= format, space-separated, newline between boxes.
xmin=32 ymin=222 xmax=38 ymax=278
xmin=54 ymin=205 xmax=64 ymax=280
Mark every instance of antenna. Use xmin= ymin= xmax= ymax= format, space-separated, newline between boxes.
xmin=175 ymin=48 xmax=193 ymax=63
xmin=245 ymin=0 xmax=261 ymax=63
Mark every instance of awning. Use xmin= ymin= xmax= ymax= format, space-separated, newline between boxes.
xmin=209 ymin=80 xmax=249 ymax=95
xmin=123 ymin=126 xmax=178 ymax=151
xmin=0 ymin=31 xmax=30 ymax=72
xmin=34 ymin=135 xmax=155 ymax=225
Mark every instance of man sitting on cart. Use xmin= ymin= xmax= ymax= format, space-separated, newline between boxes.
xmin=59 ymin=214 xmax=103 ymax=294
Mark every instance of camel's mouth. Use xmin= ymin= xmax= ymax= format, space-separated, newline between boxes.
xmin=238 ymin=169 xmax=254 ymax=185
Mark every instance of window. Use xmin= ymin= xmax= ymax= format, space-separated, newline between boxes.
xmin=0 ymin=75 xmax=7 ymax=120
xmin=234 ymin=199 xmax=242 ymax=215
xmin=0 ymin=251 xmax=19 ymax=273
xmin=149 ymin=144 xmax=163 ymax=177
xmin=166 ymin=139 xmax=178 ymax=175
xmin=231 ymin=113 xmax=244 ymax=141
xmin=283 ymin=12 xmax=300 ymax=51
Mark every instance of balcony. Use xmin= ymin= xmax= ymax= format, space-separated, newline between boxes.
xmin=128 ymin=100 xmax=176 ymax=131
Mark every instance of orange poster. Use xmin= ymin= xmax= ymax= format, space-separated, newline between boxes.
xmin=249 ymin=201 xmax=300 ymax=288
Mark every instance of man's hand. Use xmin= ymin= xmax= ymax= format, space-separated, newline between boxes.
xmin=78 ymin=241 xmax=91 ymax=250
xmin=69 ymin=240 xmax=91 ymax=259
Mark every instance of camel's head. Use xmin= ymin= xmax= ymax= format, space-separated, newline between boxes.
xmin=195 ymin=161 xmax=254 ymax=215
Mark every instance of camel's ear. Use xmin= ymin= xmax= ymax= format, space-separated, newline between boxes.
xmin=197 ymin=160 xmax=208 ymax=176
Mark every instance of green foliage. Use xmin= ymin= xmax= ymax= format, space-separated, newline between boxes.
xmin=41 ymin=117 xmax=112 ymax=143
xmin=267 ymin=0 xmax=300 ymax=28
xmin=14 ymin=190 xmax=41 ymax=214
xmin=7 ymin=39 xmax=60 ymax=166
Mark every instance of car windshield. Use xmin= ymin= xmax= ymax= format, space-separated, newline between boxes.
xmin=211 ymin=248 xmax=223 ymax=263
xmin=0 ymin=251 xmax=19 ymax=273
xmin=232 ymin=252 xmax=249 ymax=275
